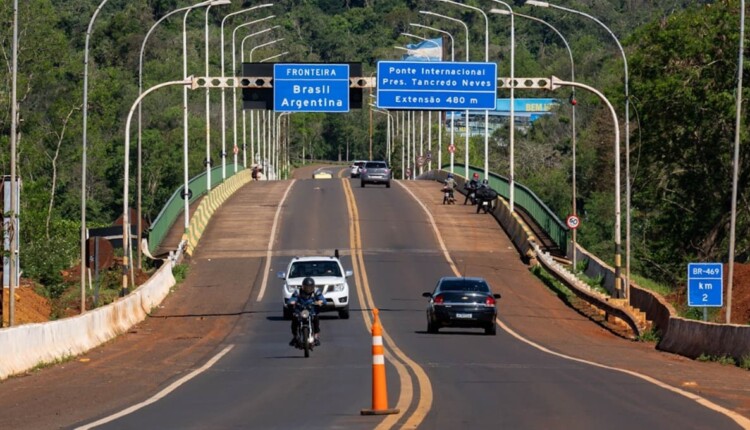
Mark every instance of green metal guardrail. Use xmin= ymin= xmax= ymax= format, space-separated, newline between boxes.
xmin=148 ymin=165 xmax=245 ymax=254
xmin=448 ymin=163 xmax=569 ymax=252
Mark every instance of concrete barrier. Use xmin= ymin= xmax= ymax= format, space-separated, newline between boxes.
xmin=0 ymin=172 xmax=254 ymax=380
xmin=0 ymin=260 xmax=176 ymax=380
xmin=574 ymin=244 xmax=750 ymax=362
xmin=184 ymin=170 xmax=252 ymax=256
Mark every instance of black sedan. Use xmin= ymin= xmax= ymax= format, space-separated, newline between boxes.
xmin=422 ymin=277 xmax=501 ymax=335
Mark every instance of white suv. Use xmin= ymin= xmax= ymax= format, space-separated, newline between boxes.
xmin=350 ymin=160 xmax=366 ymax=178
xmin=277 ymin=251 xmax=353 ymax=320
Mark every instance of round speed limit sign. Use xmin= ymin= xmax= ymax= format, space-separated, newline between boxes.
xmin=448 ymin=144 xmax=456 ymax=154
xmin=566 ymin=215 xmax=580 ymax=230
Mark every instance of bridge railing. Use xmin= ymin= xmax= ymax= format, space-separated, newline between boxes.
xmin=148 ymin=165 xmax=244 ymax=255
xmin=448 ymin=163 xmax=569 ymax=255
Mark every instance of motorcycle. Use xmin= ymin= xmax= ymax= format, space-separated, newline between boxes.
xmin=464 ymin=185 xmax=477 ymax=205
xmin=292 ymin=304 xmax=317 ymax=358
xmin=442 ymin=186 xmax=456 ymax=205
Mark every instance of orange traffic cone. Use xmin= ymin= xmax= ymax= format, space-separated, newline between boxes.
xmin=361 ymin=308 xmax=400 ymax=416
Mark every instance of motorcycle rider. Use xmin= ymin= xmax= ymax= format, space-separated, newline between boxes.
xmin=464 ymin=172 xmax=480 ymax=205
xmin=475 ymin=178 xmax=498 ymax=214
xmin=442 ymin=173 xmax=457 ymax=203
xmin=288 ymin=277 xmax=325 ymax=346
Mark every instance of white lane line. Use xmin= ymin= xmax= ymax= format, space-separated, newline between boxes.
xmin=76 ymin=345 xmax=235 ymax=430
xmin=400 ymin=180 xmax=750 ymax=428
xmin=256 ymin=180 xmax=296 ymax=302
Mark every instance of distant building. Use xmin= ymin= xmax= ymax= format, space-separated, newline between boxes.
xmin=445 ymin=98 xmax=558 ymax=136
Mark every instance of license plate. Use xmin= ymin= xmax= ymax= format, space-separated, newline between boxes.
xmin=456 ymin=313 xmax=472 ymax=319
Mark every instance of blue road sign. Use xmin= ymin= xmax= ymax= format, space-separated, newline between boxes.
xmin=687 ymin=262 xmax=723 ymax=307
xmin=274 ymin=64 xmax=350 ymax=112
xmin=376 ymin=61 xmax=497 ymax=110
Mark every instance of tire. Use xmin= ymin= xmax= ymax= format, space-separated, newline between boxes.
xmin=485 ymin=324 xmax=496 ymax=335
xmin=303 ymin=327 xmax=311 ymax=357
xmin=361 ymin=181 xmax=365 ymax=188
xmin=338 ymin=307 xmax=350 ymax=319
xmin=386 ymin=181 xmax=391 ymax=188
xmin=283 ymin=306 xmax=292 ymax=320
xmin=427 ymin=321 xmax=439 ymax=334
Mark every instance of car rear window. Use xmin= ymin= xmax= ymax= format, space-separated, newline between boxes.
xmin=289 ymin=261 xmax=341 ymax=278
xmin=365 ymin=162 xmax=387 ymax=168
xmin=438 ymin=280 xmax=490 ymax=293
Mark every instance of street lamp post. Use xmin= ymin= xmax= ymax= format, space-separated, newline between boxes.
xmin=549 ymin=76 xmax=622 ymax=299
xmin=220 ymin=4 xmax=274 ymax=180
xmin=232 ymin=16 xmax=276 ymax=175
xmin=420 ymin=10 xmax=470 ymax=177
xmin=491 ymin=8 xmax=577 ymax=265
xmin=487 ymin=0 xmax=515 ymax=212
xmin=410 ymin=23 xmax=455 ymax=172
xmin=122 ymin=78 xmax=193 ymax=296
xmin=182 ymin=0 xmax=231 ymax=233
xmin=81 ymin=0 xmax=111 ymax=315
xmin=137 ymin=0 xmax=215 ymax=272
xmin=250 ymin=39 xmax=283 ymax=178
xmin=182 ymin=2 xmax=230 ymax=234
xmin=527 ymin=0 xmax=630 ymax=298
xmin=727 ymin=0 xmax=745 ymax=323
xmin=7 ymin=0 xmax=19 ymax=326
xmin=261 ymin=51 xmax=289 ymax=180
xmin=241 ymin=27 xmax=280 ymax=171
xmin=439 ymin=0 xmax=490 ymax=180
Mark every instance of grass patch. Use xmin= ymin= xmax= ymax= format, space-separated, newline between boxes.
xmin=637 ymin=328 xmax=660 ymax=343
xmin=173 ymin=263 xmax=190 ymax=283
xmin=697 ymin=353 xmax=737 ymax=367
xmin=740 ymin=355 xmax=750 ymax=370
xmin=531 ymin=265 xmax=574 ymax=301
xmin=629 ymin=273 xmax=672 ymax=297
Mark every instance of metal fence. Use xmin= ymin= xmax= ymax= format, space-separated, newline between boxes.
xmin=449 ymin=163 xmax=569 ymax=253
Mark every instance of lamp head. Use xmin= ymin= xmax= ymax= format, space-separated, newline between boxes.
xmin=210 ymin=0 xmax=232 ymax=5
xmin=489 ymin=8 xmax=511 ymax=15
xmin=525 ymin=1 xmax=549 ymax=7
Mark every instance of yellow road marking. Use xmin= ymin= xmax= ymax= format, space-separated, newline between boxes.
xmin=341 ymin=178 xmax=433 ymax=429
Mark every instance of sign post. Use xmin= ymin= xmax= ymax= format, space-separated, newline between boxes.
xmin=687 ymin=262 xmax=723 ymax=321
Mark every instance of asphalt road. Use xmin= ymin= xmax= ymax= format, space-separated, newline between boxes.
xmin=0 ymin=167 xmax=746 ymax=430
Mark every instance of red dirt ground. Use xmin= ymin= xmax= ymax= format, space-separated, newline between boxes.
xmin=3 ymin=261 xmax=750 ymax=326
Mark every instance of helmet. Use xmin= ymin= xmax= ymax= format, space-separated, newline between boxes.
xmin=473 ymin=173 xmax=479 ymax=180
xmin=301 ymin=277 xmax=315 ymax=296
xmin=482 ymin=179 xmax=489 ymax=186
xmin=447 ymin=173 xmax=453 ymax=178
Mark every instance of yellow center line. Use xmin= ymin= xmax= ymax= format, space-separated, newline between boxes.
xmin=342 ymin=178 xmax=433 ymax=429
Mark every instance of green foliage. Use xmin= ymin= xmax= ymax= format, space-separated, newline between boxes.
xmin=173 ymin=263 xmax=189 ymax=284
xmin=637 ymin=328 xmax=660 ymax=343
xmin=1 ymin=0 xmax=748 ymax=299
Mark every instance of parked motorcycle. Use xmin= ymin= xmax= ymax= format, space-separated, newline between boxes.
xmin=292 ymin=304 xmax=316 ymax=358
xmin=442 ymin=186 xmax=456 ymax=205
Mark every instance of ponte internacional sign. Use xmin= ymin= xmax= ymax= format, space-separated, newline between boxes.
xmin=376 ymin=61 xmax=497 ymax=110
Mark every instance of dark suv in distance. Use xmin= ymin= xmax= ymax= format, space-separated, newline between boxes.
xmin=360 ymin=161 xmax=392 ymax=188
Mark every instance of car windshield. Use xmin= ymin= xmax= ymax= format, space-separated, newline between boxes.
xmin=289 ymin=261 xmax=342 ymax=278
xmin=365 ymin=162 xmax=387 ymax=169
xmin=438 ymin=279 xmax=490 ymax=293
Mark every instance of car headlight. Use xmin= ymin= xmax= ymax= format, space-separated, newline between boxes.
xmin=332 ymin=283 xmax=346 ymax=292
xmin=286 ymin=284 xmax=297 ymax=294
